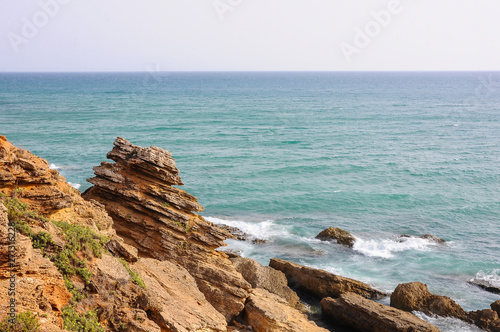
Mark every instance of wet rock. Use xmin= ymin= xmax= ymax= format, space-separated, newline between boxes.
xmin=390 ymin=282 xmax=468 ymax=321
xmin=468 ymin=278 xmax=500 ymax=294
xmin=244 ymin=288 xmax=328 ymax=332
xmin=468 ymin=309 xmax=500 ymax=332
xmin=492 ymin=301 xmax=500 ymax=317
xmin=398 ymin=234 xmax=446 ymax=244
xmin=321 ymin=293 xmax=440 ymax=332
xmin=230 ymin=256 xmax=301 ymax=308
xmin=315 ymin=227 xmax=356 ymax=247
xmin=269 ymin=258 xmax=387 ymax=300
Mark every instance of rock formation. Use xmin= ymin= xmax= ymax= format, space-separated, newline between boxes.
xmin=468 ymin=309 xmax=500 ymax=332
xmin=398 ymin=234 xmax=446 ymax=244
xmin=321 ymin=293 xmax=440 ymax=332
xmin=469 ymin=278 xmax=500 ymax=294
xmin=390 ymin=282 xmax=468 ymax=321
xmin=83 ymin=137 xmax=251 ymax=320
xmin=269 ymin=258 xmax=387 ymax=300
xmin=244 ymin=288 xmax=328 ymax=332
xmin=315 ymin=227 xmax=356 ymax=247
xmin=492 ymin=301 xmax=500 ymax=317
xmin=229 ymin=256 xmax=301 ymax=308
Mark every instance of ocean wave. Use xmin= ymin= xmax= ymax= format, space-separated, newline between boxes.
xmin=68 ymin=182 xmax=81 ymax=190
xmin=414 ymin=312 xmax=482 ymax=332
xmin=205 ymin=216 xmax=284 ymax=240
xmin=352 ymin=236 xmax=439 ymax=259
xmin=49 ymin=163 xmax=60 ymax=170
xmin=470 ymin=269 xmax=500 ymax=288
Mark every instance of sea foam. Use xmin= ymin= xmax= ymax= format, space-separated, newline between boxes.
xmin=352 ymin=236 xmax=439 ymax=258
xmin=470 ymin=269 xmax=500 ymax=288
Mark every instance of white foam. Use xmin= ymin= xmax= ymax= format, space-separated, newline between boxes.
xmin=68 ymin=182 xmax=81 ymax=190
xmin=49 ymin=163 xmax=60 ymax=170
xmin=470 ymin=269 xmax=500 ymax=288
xmin=414 ymin=311 xmax=482 ymax=332
xmin=205 ymin=216 xmax=283 ymax=240
xmin=352 ymin=236 xmax=438 ymax=259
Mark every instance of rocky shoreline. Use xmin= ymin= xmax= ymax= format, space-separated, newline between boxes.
xmin=1 ymin=135 xmax=499 ymax=332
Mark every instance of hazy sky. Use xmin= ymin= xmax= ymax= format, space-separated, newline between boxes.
xmin=1 ymin=0 xmax=499 ymax=72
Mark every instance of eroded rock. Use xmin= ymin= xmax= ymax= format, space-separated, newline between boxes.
xmin=269 ymin=258 xmax=387 ymax=300
xmin=468 ymin=309 xmax=500 ymax=332
xmin=83 ymin=137 xmax=251 ymax=320
xmin=321 ymin=293 xmax=440 ymax=332
xmin=315 ymin=227 xmax=355 ymax=247
xmin=390 ymin=282 xmax=468 ymax=321
xmin=244 ymin=288 xmax=328 ymax=332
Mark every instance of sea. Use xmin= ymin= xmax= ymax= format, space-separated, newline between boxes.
xmin=1 ymin=72 xmax=499 ymax=331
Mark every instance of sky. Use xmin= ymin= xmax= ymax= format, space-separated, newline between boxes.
xmin=1 ymin=0 xmax=500 ymax=72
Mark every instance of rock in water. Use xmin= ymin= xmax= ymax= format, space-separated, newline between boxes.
xmin=321 ymin=293 xmax=440 ymax=332
xmin=83 ymin=137 xmax=251 ymax=320
xmin=390 ymin=282 xmax=468 ymax=321
xmin=468 ymin=309 xmax=500 ymax=332
xmin=269 ymin=258 xmax=387 ymax=300
xmin=398 ymin=234 xmax=446 ymax=244
xmin=315 ymin=227 xmax=356 ymax=247
xmin=492 ymin=301 xmax=500 ymax=317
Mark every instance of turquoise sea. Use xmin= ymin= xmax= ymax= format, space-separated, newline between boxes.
xmin=1 ymin=72 xmax=499 ymax=331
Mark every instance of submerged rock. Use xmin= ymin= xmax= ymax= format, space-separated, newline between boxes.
xmin=269 ymin=258 xmax=387 ymax=300
xmin=315 ymin=227 xmax=356 ymax=247
xmin=398 ymin=234 xmax=446 ymax=244
xmin=244 ymin=288 xmax=328 ymax=332
xmin=390 ymin=282 xmax=468 ymax=321
xmin=83 ymin=137 xmax=251 ymax=320
xmin=321 ymin=293 xmax=440 ymax=332
xmin=468 ymin=278 xmax=500 ymax=295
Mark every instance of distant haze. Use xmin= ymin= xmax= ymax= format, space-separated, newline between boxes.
xmin=1 ymin=0 xmax=500 ymax=72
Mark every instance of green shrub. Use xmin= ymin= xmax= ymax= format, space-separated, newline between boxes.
xmin=62 ymin=305 xmax=104 ymax=332
xmin=117 ymin=258 xmax=146 ymax=289
xmin=0 ymin=311 xmax=40 ymax=332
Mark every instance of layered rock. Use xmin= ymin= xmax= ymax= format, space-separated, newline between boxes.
xmin=390 ymin=282 xmax=468 ymax=321
xmin=83 ymin=137 xmax=251 ymax=320
xmin=269 ymin=258 xmax=387 ymax=300
xmin=244 ymin=288 xmax=328 ymax=332
xmin=229 ymin=256 xmax=301 ymax=308
xmin=315 ymin=227 xmax=355 ymax=247
xmin=321 ymin=293 xmax=440 ymax=332
xmin=0 ymin=135 xmax=114 ymax=234
xmin=0 ymin=203 xmax=70 ymax=331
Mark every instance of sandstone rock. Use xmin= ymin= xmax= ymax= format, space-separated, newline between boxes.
xmin=321 ymin=293 xmax=440 ymax=332
xmin=83 ymin=138 xmax=251 ymax=320
xmin=134 ymin=258 xmax=227 ymax=332
xmin=390 ymin=282 xmax=468 ymax=321
xmin=0 ymin=202 xmax=71 ymax=331
xmin=106 ymin=238 xmax=139 ymax=262
xmin=468 ymin=309 xmax=500 ymax=332
xmin=269 ymin=258 xmax=387 ymax=300
xmin=244 ymin=288 xmax=328 ymax=332
xmin=315 ymin=227 xmax=355 ymax=247
xmin=399 ymin=234 xmax=446 ymax=244
xmin=230 ymin=256 xmax=301 ymax=308
xmin=492 ymin=301 xmax=500 ymax=317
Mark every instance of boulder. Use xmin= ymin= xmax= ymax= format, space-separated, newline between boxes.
xmin=133 ymin=258 xmax=227 ymax=332
xmin=468 ymin=309 xmax=500 ymax=332
xmin=269 ymin=258 xmax=387 ymax=300
xmin=468 ymin=278 xmax=500 ymax=295
xmin=390 ymin=282 xmax=468 ymax=321
xmin=83 ymin=138 xmax=251 ymax=320
xmin=492 ymin=301 xmax=500 ymax=317
xmin=230 ymin=256 xmax=301 ymax=308
xmin=315 ymin=227 xmax=355 ymax=247
xmin=244 ymin=288 xmax=328 ymax=332
xmin=321 ymin=293 xmax=440 ymax=332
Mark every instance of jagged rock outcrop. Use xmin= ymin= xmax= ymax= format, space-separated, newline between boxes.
xmin=229 ymin=256 xmax=301 ymax=308
xmin=0 ymin=203 xmax=70 ymax=331
xmin=244 ymin=288 xmax=328 ymax=332
xmin=390 ymin=282 xmax=468 ymax=321
xmin=315 ymin=227 xmax=355 ymax=247
xmin=83 ymin=137 xmax=251 ymax=320
xmin=0 ymin=135 xmax=114 ymax=235
xmin=269 ymin=258 xmax=387 ymax=300
xmin=321 ymin=293 xmax=440 ymax=332
xmin=492 ymin=301 xmax=500 ymax=317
